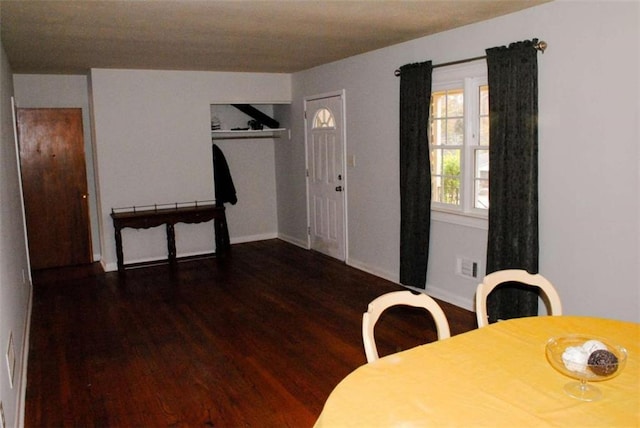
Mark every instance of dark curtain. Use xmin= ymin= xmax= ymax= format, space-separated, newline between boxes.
xmin=399 ymin=61 xmax=433 ymax=289
xmin=485 ymin=39 xmax=540 ymax=322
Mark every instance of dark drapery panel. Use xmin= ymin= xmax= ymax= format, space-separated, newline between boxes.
xmin=485 ymin=40 xmax=540 ymax=322
xmin=399 ymin=61 xmax=433 ymax=288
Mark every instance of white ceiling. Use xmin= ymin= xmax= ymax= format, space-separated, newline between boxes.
xmin=1 ymin=0 xmax=551 ymax=74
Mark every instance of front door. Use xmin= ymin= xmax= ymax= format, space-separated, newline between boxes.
xmin=17 ymin=108 xmax=92 ymax=269
xmin=305 ymin=94 xmax=346 ymax=261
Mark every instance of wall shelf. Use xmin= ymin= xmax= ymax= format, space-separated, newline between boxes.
xmin=211 ymin=128 xmax=287 ymax=140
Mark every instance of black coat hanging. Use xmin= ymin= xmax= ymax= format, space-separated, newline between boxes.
xmin=212 ymin=144 xmax=237 ymax=206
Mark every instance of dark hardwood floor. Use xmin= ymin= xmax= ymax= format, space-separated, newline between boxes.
xmin=26 ymin=239 xmax=476 ymax=427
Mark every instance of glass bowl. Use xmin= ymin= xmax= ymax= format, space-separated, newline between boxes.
xmin=546 ymin=335 xmax=627 ymax=401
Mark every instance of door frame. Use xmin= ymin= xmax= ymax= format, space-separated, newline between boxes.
xmin=11 ymin=97 xmax=33 ymax=279
xmin=303 ymin=90 xmax=348 ymax=261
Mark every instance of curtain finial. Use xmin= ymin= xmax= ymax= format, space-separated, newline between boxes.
xmin=535 ymin=40 xmax=548 ymax=53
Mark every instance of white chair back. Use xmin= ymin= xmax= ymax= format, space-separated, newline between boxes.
xmin=475 ymin=269 xmax=562 ymax=328
xmin=362 ymin=290 xmax=451 ymax=363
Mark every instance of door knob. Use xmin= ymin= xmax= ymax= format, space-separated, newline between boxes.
xmin=335 ymin=186 xmax=343 ymax=192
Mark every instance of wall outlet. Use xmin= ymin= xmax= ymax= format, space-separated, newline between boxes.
xmin=457 ymin=257 xmax=479 ymax=279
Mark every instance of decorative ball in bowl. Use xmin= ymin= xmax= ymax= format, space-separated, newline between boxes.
xmin=546 ymin=335 xmax=627 ymax=401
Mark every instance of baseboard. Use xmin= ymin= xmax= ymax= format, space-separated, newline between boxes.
xmin=102 ymin=233 xmax=281 ymax=272
xmin=345 ymin=257 xmax=474 ymax=312
xmin=230 ymin=232 xmax=278 ymax=245
xmin=17 ymin=279 xmax=33 ymax=428
xmin=346 ymin=257 xmax=398 ymax=284
xmin=277 ymin=233 xmax=308 ymax=249
xmin=424 ymin=284 xmax=474 ymax=312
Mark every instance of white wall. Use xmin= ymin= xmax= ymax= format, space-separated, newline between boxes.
xmin=273 ymin=101 xmax=307 ymax=247
xmin=0 ymin=42 xmax=32 ymax=428
xmin=90 ymin=69 xmax=291 ymax=270
xmin=281 ymin=0 xmax=639 ymax=322
xmin=13 ymin=74 xmax=101 ymax=260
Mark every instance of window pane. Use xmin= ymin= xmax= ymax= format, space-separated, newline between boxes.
xmin=432 ymin=176 xmax=461 ymax=206
xmin=431 ymin=175 xmax=444 ymax=202
xmin=446 ymin=118 xmax=464 ymax=145
xmin=475 ymin=179 xmax=489 ymax=209
xmin=430 ymin=148 xmax=440 ymax=175
xmin=479 ymin=85 xmax=489 ymax=116
xmin=442 ymin=149 xmax=461 ymax=177
xmin=474 ymin=149 xmax=489 ymax=210
xmin=447 ymin=89 xmax=464 ymax=117
xmin=479 ymin=117 xmax=490 ymax=146
xmin=479 ymin=85 xmax=489 ymax=146
xmin=432 ymin=92 xmax=447 ymax=118
xmin=430 ymin=148 xmax=455 ymax=176
xmin=430 ymin=118 xmax=446 ymax=145
xmin=441 ymin=177 xmax=460 ymax=205
xmin=443 ymin=149 xmax=460 ymax=177
xmin=474 ymin=149 xmax=489 ymax=178
xmin=431 ymin=149 xmax=460 ymax=205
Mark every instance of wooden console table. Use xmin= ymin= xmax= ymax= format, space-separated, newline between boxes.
xmin=110 ymin=203 xmax=230 ymax=273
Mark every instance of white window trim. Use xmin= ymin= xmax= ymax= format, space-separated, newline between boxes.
xmin=431 ymin=60 xmax=488 ymax=229
xmin=432 ymin=209 xmax=488 ymax=230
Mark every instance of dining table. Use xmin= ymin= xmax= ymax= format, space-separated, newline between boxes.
xmin=314 ymin=315 xmax=639 ymax=427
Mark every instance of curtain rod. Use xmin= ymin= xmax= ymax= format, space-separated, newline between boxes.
xmin=394 ymin=40 xmax=547 ymax=77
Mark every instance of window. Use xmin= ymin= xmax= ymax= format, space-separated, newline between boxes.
xmin=430 ymin=60 xmax=488 ymax=221
xmin=313 ymin=107 xmax=336 ymax=129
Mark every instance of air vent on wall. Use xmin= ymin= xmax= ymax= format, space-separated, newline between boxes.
xmin=457 ymin=257 xmax=479 ymax=279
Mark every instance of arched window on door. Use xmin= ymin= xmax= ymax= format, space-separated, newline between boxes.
xmin=313 ymin=107 xmax=336 ymax=129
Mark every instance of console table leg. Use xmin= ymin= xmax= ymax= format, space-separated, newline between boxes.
xmin=214 ymin=214 xmax=230 ymax=255
xmin=167 ymin=223 xmax=177 ymax=264
xmin=115 ymin=227 xmax=125 ymax=273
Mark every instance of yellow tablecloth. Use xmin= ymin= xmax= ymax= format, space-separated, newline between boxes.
xmin=315 ymin=316 xmax=639 ymax=427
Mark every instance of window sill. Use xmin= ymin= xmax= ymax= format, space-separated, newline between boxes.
xmin=431 ymin=209 xmax=488 ymax=230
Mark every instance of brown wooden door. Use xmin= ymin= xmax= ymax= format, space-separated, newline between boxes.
xmin=17 ymin=108 xmax=92 ymax=270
